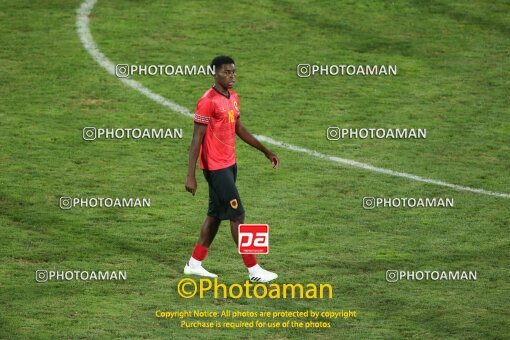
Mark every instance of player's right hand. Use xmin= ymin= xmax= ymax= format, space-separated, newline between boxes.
xmin=185 ymin=176 xmax=197 ymax=196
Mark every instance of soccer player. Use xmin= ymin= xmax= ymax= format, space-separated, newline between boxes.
xmin=184 ymin=56 xmax=280 ymax=283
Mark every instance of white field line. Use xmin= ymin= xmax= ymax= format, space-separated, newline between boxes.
xmin=76 ymin=0 xmax=509 ymax=199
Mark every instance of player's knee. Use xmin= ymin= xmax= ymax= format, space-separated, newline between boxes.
xmin=230 ymin=212 xmax=245 ymax=224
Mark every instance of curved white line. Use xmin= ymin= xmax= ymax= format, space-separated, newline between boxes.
xmin=76 ymin=0 xmax=509 ymax=199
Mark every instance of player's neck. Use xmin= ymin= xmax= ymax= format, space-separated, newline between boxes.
xmin=213 ymin=83 xmax=230 ymax=97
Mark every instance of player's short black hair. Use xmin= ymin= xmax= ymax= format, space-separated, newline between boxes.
xmin=211 ymin=55 xmax=235 ymax=73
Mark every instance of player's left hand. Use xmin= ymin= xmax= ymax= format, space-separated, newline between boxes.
xmin=266 ymin=152 xmax=280 ymax=169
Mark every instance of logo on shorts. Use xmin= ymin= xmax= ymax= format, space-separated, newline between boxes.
xmin=230 ymin=199 xmax=238 ymax=209
xmin=239 ymin=224 xmax=269 ymax=254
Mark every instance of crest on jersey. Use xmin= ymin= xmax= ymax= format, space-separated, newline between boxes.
xmin=230 ymin=199 xmax=238 ymax=209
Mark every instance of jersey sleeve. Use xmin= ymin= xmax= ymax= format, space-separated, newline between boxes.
xmin=233 ymin=95 xmax=240 ymax=119
xmin=194 ymin=97 xmax=214 ymax=125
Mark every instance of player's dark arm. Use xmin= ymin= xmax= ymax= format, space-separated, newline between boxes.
xmin=235 ymin=119 xmax=280 ymax=168
xmin=185 ymin=122 xmax=207 ymax=195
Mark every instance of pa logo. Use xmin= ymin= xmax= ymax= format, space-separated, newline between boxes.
xmin=238 ymin=224 xmax=269 ymax=254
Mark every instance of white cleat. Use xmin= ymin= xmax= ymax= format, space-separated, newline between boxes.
xmin=249 ymin=268 xmax=278 ymax=283
xmin=184 ymin=264 xmax=218 ymax=278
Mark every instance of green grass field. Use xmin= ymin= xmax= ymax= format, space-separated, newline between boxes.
xmin=1 ymin=0 xmax=509 ymax=338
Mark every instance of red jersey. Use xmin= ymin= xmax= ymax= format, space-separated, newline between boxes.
xmin=194 ymin=87 xmax=241 ymax=170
